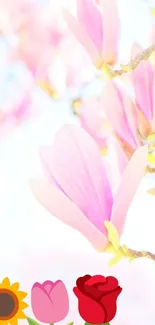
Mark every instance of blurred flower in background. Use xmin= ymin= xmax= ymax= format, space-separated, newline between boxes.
xmin=64 ymin=0 xmax=120 ymax=68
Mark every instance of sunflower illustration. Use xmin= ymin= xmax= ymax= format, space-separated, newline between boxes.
xmin=0 ymin=277 xmax=28 ymax=325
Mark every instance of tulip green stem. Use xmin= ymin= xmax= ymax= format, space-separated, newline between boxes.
xmin=26 ymin=317 xmax=40 ymax=325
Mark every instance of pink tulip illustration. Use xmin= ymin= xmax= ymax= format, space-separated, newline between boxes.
xmin=64 ymin=0 xmax=120 ymax=67
xmin=31 ymin=280 xmax=69 ymax=323
xmin=30 ymin=125 xmax=147 ymax=253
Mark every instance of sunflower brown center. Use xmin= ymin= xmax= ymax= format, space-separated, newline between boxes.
xmin=0 ymin=289 xmax=19 ymax=320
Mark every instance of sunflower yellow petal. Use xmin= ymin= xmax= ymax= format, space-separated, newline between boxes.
xmin=1 ymin=277 xmax=10 ymax=288
xmin=17 ymin=291 xmax=28 ymax=300
xmin=0 ymin=320 xmax=8 ymax=325
xmin=16 ymin=310 xmax=26 ymax=319
xmin=9 ymin=318 xmax=18 ymax=325
xmin=19 ymin=301 xmax=29 ymax=310
xmin=10 ymin=282 xmax=19 ymax=292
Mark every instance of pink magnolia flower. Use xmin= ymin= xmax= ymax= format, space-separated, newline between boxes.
xmin=64 ymin=0 xmax=120 ymax=68
xmin=99 ymin=79 xmax=140 ymax=160
xmin=31 ymin=280 xmax=69 ymax=323
xmin=78 ymin=96 xmax=128 ymax=186
xmin=98 ymin=43 xmax=155 ymax=162
xmin=0 ymin=63 xmax=36 ymax=137
xmin=11 ymin=10 xmax=67 ymax=80
xmin=30 ymin=125 xmax=147 ymax=251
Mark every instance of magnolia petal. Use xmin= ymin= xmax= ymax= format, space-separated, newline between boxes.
xmin=114 ymin=134 xmax=135 ymax=161
xmin=77 ymin=0 xmax=103 ymax=54
xmin=110 ymin=145 xmax=148 ymax=236
xmin=100 ymin=0 xmax=119 ymax=65
xmin=101 ymin=81 xmax=136 ymax=148
xmin=151 ymin=74 xmax=155 ymax=129
xmin=131 ymin=43 xmax=154 ymax=121
xmin=120 ymin=87 xmax=140 ymax=147
xmin=112 ymin=137 xmax=129 ymax=175
xmin=63 ymin=10 xmax=101 ymax=65
xmin=40 ymin=125 xmax=113 ymax=232
xmin=80 ymin=97 xmax=111 ymax=147
xmin=30 ymin=179 xmax=108 ymax=250
xmin=136 ymin=107 xmax=152 ymax=138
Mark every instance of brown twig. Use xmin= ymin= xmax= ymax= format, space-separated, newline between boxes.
xmin=112 ymin=43 xmax=155 ymax=76
xmin=126 ymin=247 xmax=155 ymax=261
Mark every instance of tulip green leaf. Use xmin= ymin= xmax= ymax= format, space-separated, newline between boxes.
xmin=67 ymin=323 xmax=74 ymax=325
xmin=26 ymin=317 xmax=41 ymax=325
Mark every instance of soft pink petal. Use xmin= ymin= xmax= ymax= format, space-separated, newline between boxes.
xmin=104 ymin=137 xmax=128 ymax=195
xmin=100 ymin=0 xmax=120 ymax=64
xmin=30 ymin=179 xmax=108 ymax=250
xmin=48 ymin=280 xmax=69 ymax=321
xmin=151 ymin=73 xmax=155 ymax=129
xmin=63 ymin=10 xmax=101 ymax=65
xmin=80 ymin=97 xmax=111 ymax=147
xmin=118 ymin=84 xmax=140 ymax=147
xmin=31 ymin=281 xmax=68 ymax=323
xmin=42 ymin=280 xmax=53 ymax=294
xmin=101 ymin=81 xmax=137 ymax=148
xmin=131 ymin=43 xmax=154 ymax=121
xmin=114 ymin=138 xmax=128 ymax=176
xmin=31 ymin=284 xmax=55 ymax=322
xmin=110 ymin=145 xmax=148 ymax=236
xmin=151 ymin=23 xmax=155 ymax=43
xmin=40 ymin=125 xmax=113 ymax=232
xmin=77 ymin=0 xmax=103 ymax=54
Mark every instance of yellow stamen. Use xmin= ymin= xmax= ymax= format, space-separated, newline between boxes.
xmin=100 ymin=145 xmax=108 ymax=156
xmin=37 ymin=81 xmax=59 ymax=100
xmin=99 ymin=63 xmax=115 ymax=79
xmin=71 ymin=98 xmax=82 ymax=116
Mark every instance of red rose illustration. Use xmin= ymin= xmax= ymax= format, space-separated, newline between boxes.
xmin=73 ymin=274 xmax=122 ymax=324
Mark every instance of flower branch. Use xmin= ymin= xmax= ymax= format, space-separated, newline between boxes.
xmin=112 ymin=43 xmax=155 ymax=76
xmin=71 ymin=43 xmax=155 ymax=114
xmin=104 ymin=221 xmax=155 ymax=266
